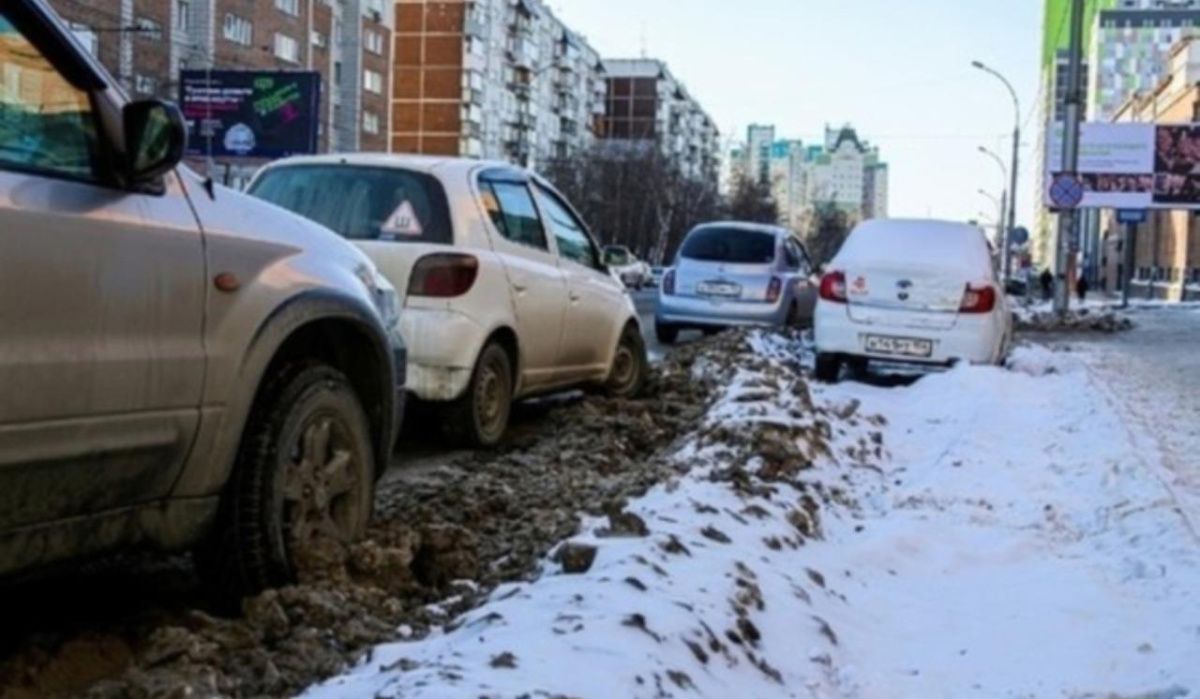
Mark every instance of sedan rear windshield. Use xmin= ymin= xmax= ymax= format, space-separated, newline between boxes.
xmin=248 ymin=165 xmax=452 ymax=244
xmin=680 ymin=228 xmax=776 ymax=264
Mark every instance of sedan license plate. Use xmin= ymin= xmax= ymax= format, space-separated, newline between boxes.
xmin=863 ymin=334 xmax=933 ymax=358
xmin=697 ymin=281 xmax=741 ymax=298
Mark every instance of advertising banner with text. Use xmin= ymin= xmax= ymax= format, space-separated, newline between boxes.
xmin=1045 ymin=121 xmax=1200 ymax=209
xmin=180 ymin=70 xmax=320 ymax=159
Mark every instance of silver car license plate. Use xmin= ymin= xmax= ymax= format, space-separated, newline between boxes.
xmin=863 ymin=334 xmax=934 ymax=358
xmin=697 ymin=281 xmax=741 ymax=298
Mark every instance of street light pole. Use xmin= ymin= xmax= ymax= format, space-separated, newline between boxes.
xmin=1051 ymin=0 xmax=1086 ymax=314
xmin=972 ymin=61 xmax=1021 ymax=282
xmin=979 ymin=188 xmax=1007 ymax=250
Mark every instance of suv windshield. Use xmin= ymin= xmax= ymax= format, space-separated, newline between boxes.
xmin=249 ymin=165 xmax=452 ymax=243
xmin=603 ymin=246 xmax=631 ymax=266
xmin=680 ymin=228 xmax=776 ymax=264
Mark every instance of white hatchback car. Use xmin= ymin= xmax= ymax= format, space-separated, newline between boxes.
xmin=813 ymin=219 xmax=1012 ymax=382
xmin=249 ymin=155 xmax=646 ymax=446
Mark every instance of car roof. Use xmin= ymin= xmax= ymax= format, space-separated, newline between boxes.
xmin=836 ymin=218 xmax=992 ymax=273
xmin=259 ymin=152 xmax=517 ymax=179
xmin=689 ymin=221 xmax=793 ymax=237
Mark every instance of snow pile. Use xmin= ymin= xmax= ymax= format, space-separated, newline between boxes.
xmin=303 ymin=338 xmax=1200 ymax=699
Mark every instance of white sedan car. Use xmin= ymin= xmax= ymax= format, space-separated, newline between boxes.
xmin=249 ymin=154 xmax=647 ymax=446
xmin=814 ymin=218 xmax=1012 ymax=382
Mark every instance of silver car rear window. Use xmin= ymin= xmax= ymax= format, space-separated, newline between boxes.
xmin=680 ymin=228 xmax=775 ymax=264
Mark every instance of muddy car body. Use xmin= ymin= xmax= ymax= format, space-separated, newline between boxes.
xmin=0 ymin=0 xmax=404 ymax=599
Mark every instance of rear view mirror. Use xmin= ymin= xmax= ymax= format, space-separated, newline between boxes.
xmin=123 ymin=99 xmax=185 ymax=186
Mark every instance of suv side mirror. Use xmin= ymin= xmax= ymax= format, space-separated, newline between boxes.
xmin=123 ymin=100 xmax=186 ymax=186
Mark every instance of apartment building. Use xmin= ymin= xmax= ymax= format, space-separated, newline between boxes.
xmin=1101 ymin=37 xmax=1200 ymax=301
xmin=391 ymin=0 xmax=605 ymax=168
xmin=597 ymin=58 xmax=720 ymax=184
xmin=728 ymin=124 xmax=888 ymax=231
xmin=49 ymin=0 xmax=393 ymax=183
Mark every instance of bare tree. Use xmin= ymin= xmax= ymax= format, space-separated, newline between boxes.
xmin=541 ymin=142 xmax=721 ymax=264
xmin=724 ymin=174 xmax=779 ymax=224
xmin=805 ymin=200 xmax=851 ymax=268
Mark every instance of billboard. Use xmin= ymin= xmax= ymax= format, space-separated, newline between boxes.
xmin=1045 ymin=122 xmax=1200 ymax=209
xmin=179 ymin=70 xmax=320 ymax=159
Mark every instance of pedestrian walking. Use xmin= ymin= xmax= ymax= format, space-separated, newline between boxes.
xmin=1076 ymin=274 xmax=1089 ymax=303
xmin=1040 ymin=268 xmax=1054 ymax=301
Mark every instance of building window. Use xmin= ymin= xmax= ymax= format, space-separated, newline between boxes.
xmin=135 ymin=17 xmax=162 ymax=41
xmin=134 ymin=73 xmax=158 ymax=95
xmin=364 ymin=30 xmax=384 ymax=55
xmin=67 ymin=22 xmax=98 ymax=56
xmin=275 ymin=0 xmax=300 ymax=16
xmin=223 ymin=14 xmax=253 ymax=46
xmin=312 ymin=30 xmax=327 ymax=48
xmin=363 ymin=111 xmax=380 ymax=135
xmin=364 ymin=68 xmax=383 ymax=94
xmin=274 ymin=33 xmax=300 ymax=63
xmin=174 ymin=0 xmax=190 ymax=32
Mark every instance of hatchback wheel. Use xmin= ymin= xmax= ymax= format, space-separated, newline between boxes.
xmin=655 ymin=321 xmax=679 ymax=345
xmin=606 ymin=324 xmax=647 ymax=398
xmin=197 ymin=363 xmax=374 ymax=606
xmin=443 ymin=341 xmax=512 ymax=448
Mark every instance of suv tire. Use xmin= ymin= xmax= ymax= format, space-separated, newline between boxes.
xmin=605 ymin=324 xmax=647 ymax=398
xmin=197 ymin=363 xmax=374 ymax=606
xmin=443 ymin=341 xmax=512 ymax=448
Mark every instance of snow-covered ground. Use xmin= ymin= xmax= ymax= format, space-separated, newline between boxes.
xmin=301 ymin=332 xmax=1200 ymax=699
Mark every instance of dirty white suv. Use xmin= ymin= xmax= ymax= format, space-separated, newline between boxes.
xmin=250 ymin=155 xmax=646 ymax=447
xmin=0 ymin=0 xmax=404 ymax=602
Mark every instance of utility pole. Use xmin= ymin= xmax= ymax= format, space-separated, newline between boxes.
xmin=1054 ymin=0 xmax=1085 ymax=315
xmin=1122 ymin=219 xmax=1137 ymax=308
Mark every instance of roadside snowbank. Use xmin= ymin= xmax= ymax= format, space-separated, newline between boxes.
xmin=302 ymin=337 xmax=1200 ymax=699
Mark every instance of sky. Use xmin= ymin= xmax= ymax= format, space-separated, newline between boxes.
xmin=548 ymin=0 xmax=1044 ymax=229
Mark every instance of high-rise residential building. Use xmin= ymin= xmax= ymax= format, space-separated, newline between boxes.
xmin=391 ymin=0 xmax=605 ymax=168
xmin=49 ymin=0 xmax=393 ymax=185
xmin=597 ymin=58 xmax=720 ymax=183
xmin=727 ymin=124 xmax=888 ymax=230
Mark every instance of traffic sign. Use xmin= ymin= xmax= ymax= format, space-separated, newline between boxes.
xmin=1049 ymin=173 xmax=1085 ymax=210
xmin=1008 ymin=226 xmax=1029 ymax=246
xmin=1117 ymin=209 xmax=1147 ymax=224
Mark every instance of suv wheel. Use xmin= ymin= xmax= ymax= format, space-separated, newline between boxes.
xmin=443 ymin=341 xmax=512 ymax=448
xmin=814 ymin=353 xmax=842 ymax=383
xmin=655 ymin=321 xmax=679 ymax=345
xmin=606 ymin=324 xmax=647 ymax=398
xmin=198 ymin=364 xmax=374 ymax=605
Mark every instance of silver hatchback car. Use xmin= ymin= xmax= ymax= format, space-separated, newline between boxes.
xmin=655 ymin=222 xmax=818 ymax=343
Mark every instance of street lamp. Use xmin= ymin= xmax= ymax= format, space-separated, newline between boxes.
xmin=972 ymin=60 xmax=1021 ymax=280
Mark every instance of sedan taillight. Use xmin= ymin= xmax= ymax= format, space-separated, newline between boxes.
xmin=663 ymin=269 xmax=676 ymax=296
xmin=819 ymin=271 xmax=847 ymax=303
xmin=959 ymin=283 xmax=997 ymax=313
xmin=408 ymin=253 xmax=479 ymax=298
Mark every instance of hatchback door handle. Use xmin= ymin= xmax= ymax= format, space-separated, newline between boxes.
xmin=513 ymin=283 xmax=528 ymax=293
xmin=569 ymin=292 xmax=581 ymax=302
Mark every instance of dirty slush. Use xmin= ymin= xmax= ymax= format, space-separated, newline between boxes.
xmin=0 ymin=330 xmax=866 ymax=699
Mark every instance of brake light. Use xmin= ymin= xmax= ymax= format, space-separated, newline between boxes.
xmin=819 ymin=271 xmax=847 ymax=303
xmin=408 ymin=253 xmax=479 ymax=297
xmin=663 ymin=269 xmax=676 ymax=296
xmin=959 ymin=283 xmax=997 ymax=313
xmin=766 ymin=276 xmax=782 ymax=303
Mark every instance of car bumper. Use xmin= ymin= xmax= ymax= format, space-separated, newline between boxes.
xmin=656 ymin=294 xmax=788 ymax=328
xmin=399 ymin=307 xmax=486 ymax=401
xmin=814 ymin=302 xmax=1000 ymax=365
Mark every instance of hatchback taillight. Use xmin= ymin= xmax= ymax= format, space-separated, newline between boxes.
xmin=408 ymin=253 xmax=479 ymax=298
xmin=663 ymin=269 xmax=676 ymax=296
xmin=959 ymin=283 xmax=997 ymax=313
xmin=766 ymin=276 xmax=782 ymax=303
xmin=819 ymin=271 xmax=847 ymax=303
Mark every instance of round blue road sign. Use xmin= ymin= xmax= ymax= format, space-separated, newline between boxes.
xmin=1049 ymin=173 xmax=1084 ymax=210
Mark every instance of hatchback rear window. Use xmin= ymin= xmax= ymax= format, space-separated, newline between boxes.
xmin=680 ymin=228 xmax=776 ymax=264
xmin=249 ymin=165 xmax=452 ymax=243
